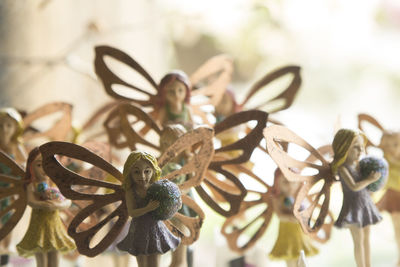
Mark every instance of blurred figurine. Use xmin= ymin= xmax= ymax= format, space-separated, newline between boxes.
xmin=264 ymin=126 xmax=385 ymax=267
xmin=16 ymin=148 xmax=75 ymax=267
xmin=157 ymin=72 xmax=193 ymax=129
xmin=269 ymin=170 xmax=318 ymax=267
xmin=376 ymin=131 xmax=400 ymax=266
xmin=0 ymin=108 xmax=26 ymax=266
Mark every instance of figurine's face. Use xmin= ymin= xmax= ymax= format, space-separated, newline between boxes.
xmin=381 ymin=133 xmax=400 ymax=160
xmin=346 ymin=135 xmax=364 ymax=164
xmin=32 ymin=155 xmax=47 ymax=182
xmin=215 ymin=92 xmax=234 ymax=117
xmin=0 ymin=116 xmax=17 ymax=146
xmin=129 ymin=159 xmax=154 ymax=188
xmin=166 ymin=80 xmax=186 ymax=106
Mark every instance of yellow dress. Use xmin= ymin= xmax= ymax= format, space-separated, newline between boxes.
xmin=269 ymin=221 xmax=319 ymax=260
xmin=16 ymin=208 xmax=76 ymax=257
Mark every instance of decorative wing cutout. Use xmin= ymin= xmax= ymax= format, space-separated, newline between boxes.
xmin=0 ymin=151 xmax=27 ymax=240
xmin=158 ymin=126 xmax=214 ymax=193
xmin=357 ymin=113 xmax=385 ymax=148
xmin=196 ymin=110 xmax=268 ymax=217
xmin=220 ymin=163 xmax=273 ymax=253
xmin=190 ymin=54 xmax=233 ymax=107
xmin=39 ymin=141 xmax=127 ymax=257
xmin=104 ymin=103 xmax=162 ymax=151
xmin=23 ymin=102 xmax=73 ymax=142
xmin=264 ymin=125 xmax=335 ymax=235
xmin=164 ymin=195 xmax=205 ymax=245
xmin=94 ymin=45 xmax=159 ymax=106
xmin=240 ymin=65 xmax=301 ymax=113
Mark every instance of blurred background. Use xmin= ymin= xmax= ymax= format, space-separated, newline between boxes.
xmin=0 ymin=0 xmax=399 ymax=266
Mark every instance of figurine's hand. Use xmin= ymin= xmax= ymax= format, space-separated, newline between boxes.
xmin=147 ymin=200 xmax=160 ymax=211
xmin=367 ymin=171 xmax=381 ymax=183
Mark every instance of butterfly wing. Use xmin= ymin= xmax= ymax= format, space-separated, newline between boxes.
xmin=104 ymin=103 xmax=162 ymax=151
xmin=94 ymin=45 xmax=159 ymax=107
xmin=196 ymin=110 xmax=269 ymax=217
xmin=264 ymin=125 xmax=334 ymax=235
xmin=39 ymin=141 xmax=127 ymax=257
xmin=357 ymin=113 xmax=385 ymax=148
xmin=190 ymin=54 xmax=233 ymax=107
xmin=220 ymin=163 xmax=273 ymax=253
xmin=240 ymin=65 xmax=301 ymax=113
xmin=0 ymin=151 xmax=27 ymax=240
xmin=23 ymin=102 xmax=73 ymax=142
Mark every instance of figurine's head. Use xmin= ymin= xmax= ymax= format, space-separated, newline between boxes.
xmin=25 ymin=147 xmax=46 ymax=183
xmin=331 ymin=129 xmax=367 ymax=174
xmin=0 ymin=108 xmax=23 ymax=146
xmin=158 ymin=71 xmax=191 ymax=107
xmin=122 ymin=151 xmax=161 ymax=190
xmin=380 ymin=131 xmax=400 ymax=161
xmin=215 ymin=89 xmax=240 ymax=120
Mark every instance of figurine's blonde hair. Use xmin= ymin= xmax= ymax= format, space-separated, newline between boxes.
xmin=0 ymin=108 xmax=24 ymax=143
xmin=331 ymin=129 xmax=367 ymax=174
xmin=122 ymin=151 xmax=161 ymax=191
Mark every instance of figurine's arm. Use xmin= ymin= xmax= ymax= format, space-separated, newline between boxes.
xmin=129 ymin=200 xmax=159 ymax=218
xmin=338 ymin=166 xmax=380 ymax=192
xmin=27 ymin=184 xmax=71 ymax=210
xmin=125 ymin=190 xmax=159 ymax=218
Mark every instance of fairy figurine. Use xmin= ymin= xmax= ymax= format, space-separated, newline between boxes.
xmin=264 ymin=126 xmax=384 ymax=267
xmin=95 ymin=45 xmax=233 ymax=127
xmin=116 ymin=151 xmax=180 ymax=267
xmin=331 ymin=129 xmax=382 ymax=267
xmin=358 ymin=113 xmax=400 ymax=266
xmin=269 ymin=169 xmax=318 ymax=267
xmin=0 ymin=108 xmax=26 ymax=265
xmin=16 ymin=147 xmax=76 ymax=267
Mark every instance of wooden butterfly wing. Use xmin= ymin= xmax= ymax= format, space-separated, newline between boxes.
xmin=190 ymin=54 xmax=233 ymax=104
xmin=264 ymin=125 xmax=334 ymax=235
xmin=357 ymin=113 xmax=385 ymax=148
xmin=39 ymin=141 xmax=127 ymax=257
xmin=196 ymin=110 xmax=269 ymax=217
xmin=94 ymin=45 xmax=159 ymax=106
xmin=241 ymin=65 xmax=301 ymax=113
xmin=0 ymin=151 xmax=27 ymax=241
xmin=220 ymin=163 xmax=273 ymax=253
xmin=104 ymin=103 xmax=162 ymax=151
xmin=23 ymin=102 xmax=73 ymax=142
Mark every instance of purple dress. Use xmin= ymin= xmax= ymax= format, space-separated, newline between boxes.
xmin=117 ymin=192 xmax=180 ymax=255
xmin=335 ymin=165 xmax=382 ymax=228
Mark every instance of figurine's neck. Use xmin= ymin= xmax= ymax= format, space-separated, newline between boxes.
xmin=167 ymin=101 xmax=184 ymax=114
xmin=0 ymin=141 xmax=12 ymax=154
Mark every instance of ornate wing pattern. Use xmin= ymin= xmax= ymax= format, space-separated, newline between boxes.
xmin=40 ymin=141 xmax=127 ymax=257
xmin=357 ymin=113 xmax=385 ymax=148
